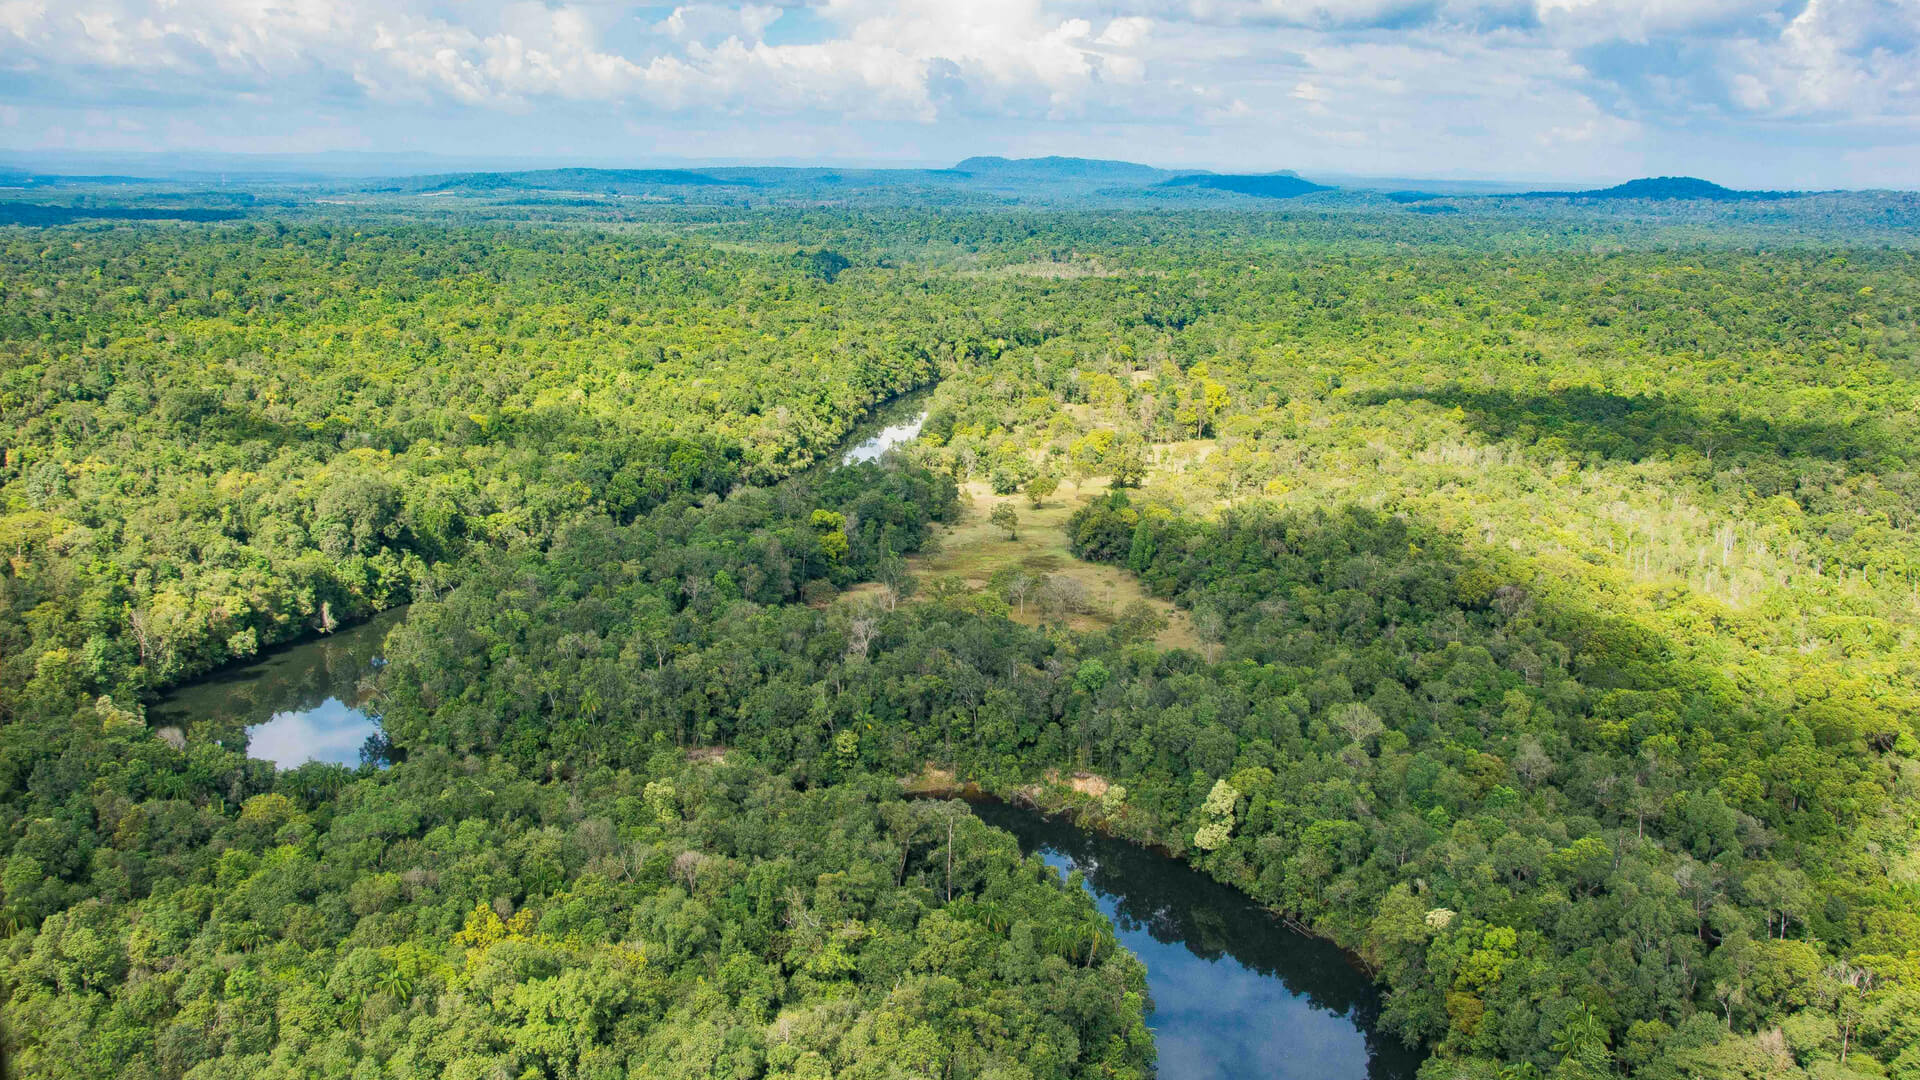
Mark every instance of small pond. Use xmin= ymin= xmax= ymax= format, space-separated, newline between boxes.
xmin=149 ymin=606 xmax=407 ymax=768
xmin=968 ymin=799 xmax=1423 ymax=1080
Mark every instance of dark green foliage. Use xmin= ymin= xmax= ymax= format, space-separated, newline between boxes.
xmin=363 ymin=483 xmax=1920 ymax=1074
xmin=0 ymin=204 xmax=246 ymax=225
xmin=1159 ymin=174 xmax=1332 ymax=199
xmin=0 ymin=223 xmax=970 ymax=698
xmin=4 ymin=202 xmax=1920 ymax=1080
xmin=1520 ymin=177 xmax=1793 ymax=202
xmin=797 ymin=248 xmax=853 ymax=282
xmin=0 ymin=744 xmax=1151 ymax=1079
xmin=1064 ymin=491 xmax=1137 ymax=562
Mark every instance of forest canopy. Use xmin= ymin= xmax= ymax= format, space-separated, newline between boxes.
xmin=2 ymin=197 xmax=1918 ymax=1080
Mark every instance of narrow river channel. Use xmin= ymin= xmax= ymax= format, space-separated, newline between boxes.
xmin=839 ymin=388 xmax=932 ymax=466
xmin=968 ymin=799 xmax=1424 ymax=1080
xmin=155 ymin=619 xmax=1421 ymax=1078
xmin=150 ymin=390 xmax=1421 ymax=1076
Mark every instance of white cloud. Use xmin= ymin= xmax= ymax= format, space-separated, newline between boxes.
xmin=1096 ymin=14 xmax=1151 ymax=47
xmin=4 ymin=0 xmax=1146 ymax=121
xmin=1533 ymin=0 xmax=1787 ymax=42
xmin=655 ymin=4 xmax=783 ymax=44
xmin=0 ymin=0 xmax=1913 ymax=183
xmin=1721 ymin=0 xmax=1920 ymax=121
xmin=0 ymin=0 xmax=45 ymax=40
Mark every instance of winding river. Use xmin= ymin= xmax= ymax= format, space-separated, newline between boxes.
xmin=969 ymin=799 xmax=1422 ymax=1080
xmin=840 ymin=389 xmax=932 ymax=465
xmin=156 ymin=620 xmax=1419 ymax=1077
xmin=150 ymin=394 xmax=1420 ymax=1076
xmin=153 ymin=394 xmax=935 ymax=766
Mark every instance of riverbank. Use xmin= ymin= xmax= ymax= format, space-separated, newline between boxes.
xmin=902 ymin=765 xmax=1425 ymax=1079
xmin=901 ymin=762 xmax=1400 ymax=995
xmin=148 ymin=605 xmax=409 ymax=767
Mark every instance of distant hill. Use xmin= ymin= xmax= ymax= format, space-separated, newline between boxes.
xmin=0 ymin=170 xmax=162 ymax=186
xmin=1159 ymin=173 xmax=1332 ymax=199
xmin=0 ymin=203 xmax=246 ymax=225
xmin=420 ymin=168 xmax=750 ymax=193
xmin=1520 ymin=176 xmax=1794 ymax=202
xmin=952 ymin=156 xmax=1171 ymax=182
xmin=398 ymin=159 xmax=1351 ymax=202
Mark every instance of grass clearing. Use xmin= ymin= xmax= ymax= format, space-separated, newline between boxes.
xmin=852 ymin=474 xmax=1198 ymax=650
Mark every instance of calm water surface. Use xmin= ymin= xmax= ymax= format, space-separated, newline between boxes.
xmin=143 ymin=501 xmax=1419 ymax=1076
xmin=150 ymin=607 xmax=406 ymax=768
xmin=840 ymin=390 xmax=932 ymax=465
xmin=968 ymin=800 xmax=1423 ymax=1080
xmin=841 ymin=411 xmax=927 ymax=465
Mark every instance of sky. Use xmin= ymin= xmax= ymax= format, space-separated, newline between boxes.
xmin=1 ymin=0 xmax=1916 ymax=187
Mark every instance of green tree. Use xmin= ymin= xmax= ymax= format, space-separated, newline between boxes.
xmin=989 ymin=503 xmax=1019 ymax=539
xmin=1109 ymin=439 xmax=1148 ymax=488
xmin=1024 ymin=474 xmax=1058 ymax=508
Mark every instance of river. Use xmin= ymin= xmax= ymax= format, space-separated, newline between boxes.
xmin=156 ymin=617 xmax=1419 ymax=1076
xmin=150 ymin=391 xmax=1418 ymax=1075
xmin=840 ymin=389 xmax=932 ymax=465
xmin=148 ymin=606 xmax=406 ymax=768
xmin=969 ymin=799 xmax=1423 ymax=1080
xmin=151 ymin=395 xmax=934 ymax=766
xmin=151 ymin=396 xmax=933 ymax=764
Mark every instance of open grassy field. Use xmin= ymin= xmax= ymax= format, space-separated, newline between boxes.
xmin=851 ymin=474 xmax=1198 ymax=650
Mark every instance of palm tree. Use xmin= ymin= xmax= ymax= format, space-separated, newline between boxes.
xmin=379 ymin=965 xmax=416 ymax=1002
xmin=975 ymin=901 xmax=1011 ymax=936
xmin=1550 ymin=1003 xmax=1610 ymax=1067
xmin=230 ymin=923 xmax=269 ymax=952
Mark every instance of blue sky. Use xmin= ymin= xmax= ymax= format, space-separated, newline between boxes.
xmin=1 ymin=0 xmax=1916 ymax=186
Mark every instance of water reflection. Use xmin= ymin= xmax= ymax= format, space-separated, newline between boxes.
xmin=150 ymin=607 xmax=405 ymax=768
xmin=968 ymin=800 xmax=1423 ymax=1080
xmin=842 ymin=410 xmax=927 ymax=465
xmin=839 ymin=387 xmax=933 ymax=466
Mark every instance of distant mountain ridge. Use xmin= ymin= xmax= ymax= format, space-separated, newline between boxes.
xmin=0 ymin=169 xmax=160 ymax=186
xmin=948 ymin=157 xmax=1337 ymax=199
xmin=294 ymin=160 xmax=1842 ymax=211
xmin=1159 ymin=173 xmax=1332 ymax=199
xmin=951 ymin=155 xmax=1174 ymax=181
xmin=421 ymin=168 xmax=750 ymax=192
xmin=1520 ymin=176 xmax=1795 ymax=202
xmin=390 ymin=157 xmax=1349 ymax=202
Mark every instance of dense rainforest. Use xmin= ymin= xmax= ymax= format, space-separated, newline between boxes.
xmin=1 ymin=197 xmax=1918 ymax=1080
